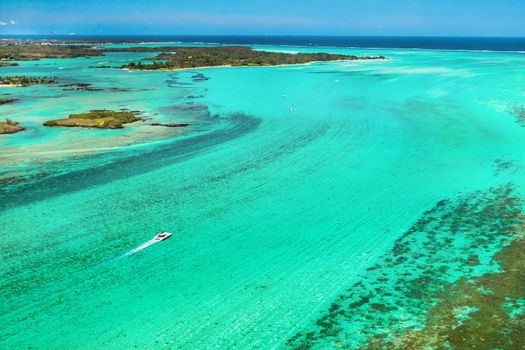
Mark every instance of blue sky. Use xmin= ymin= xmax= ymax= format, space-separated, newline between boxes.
xmin=0 ymin=0 xmax=524 ymax=36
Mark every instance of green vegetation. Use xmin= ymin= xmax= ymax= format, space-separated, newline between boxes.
xmin=0 ymin=76 xmax=57 ymax=86
xmin=0 ymin=43 xmax=102 ymax=61
xmin=0 ymin=62 xmax=18 ymax=67
xmin=0 ymin=42 xmax=385 ymax=71
xmin=0 ymin=119 xmax=24 ymax=134
xmin=0 ymin=98 xmax=17 ymax=105
xmin=113 ymin=46 xmax=385 ymax=70
xmin=44 ymin=110 xmax=140 ymax=129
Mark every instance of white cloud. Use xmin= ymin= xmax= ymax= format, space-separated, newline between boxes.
xmin=0 ymin=21 xmax=7 ymax=26
xmin=10 ymin=20 xmax=16 ymax=25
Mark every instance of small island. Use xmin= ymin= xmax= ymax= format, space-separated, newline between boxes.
xmin=44 ymin=109 xmax=140 ymax=129
xmin=0 ymin=62 xmax=18 ymax=67
xmin=0 ymin=98 xmax=18 ymax=105
xmin=110 ymin=46 xmax=385 ymax=70
xmin=0 ymin=76 xmax=57 ymax=87
xmin=0 ymin=119 xmax=24 ymax=134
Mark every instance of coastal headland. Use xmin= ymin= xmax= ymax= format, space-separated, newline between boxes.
xmin=0 ymin=40 xmax=385 ymax=72
xmin=109 ymin=45 xmax=385 ymax=70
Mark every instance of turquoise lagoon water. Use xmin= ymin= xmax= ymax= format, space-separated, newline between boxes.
xmin=1 ymin=45 xmax=524 ymax=349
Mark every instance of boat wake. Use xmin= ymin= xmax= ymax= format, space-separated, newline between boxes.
xmin=124 ymin=232 xmax=172 ymax=256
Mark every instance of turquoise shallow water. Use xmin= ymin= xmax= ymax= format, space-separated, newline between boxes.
xmin=1 ymin=45 xmax=524 ymax=349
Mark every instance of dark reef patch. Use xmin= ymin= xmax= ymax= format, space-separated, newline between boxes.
xmin=494 ymin=159 xmax=520 ymax=177
xmin=287 ymin=185 xmax=524 ymax=349
xmin=61 ymin=83 xmax=103 ymax=91
xmin=191 ymin=73 xmax=210 ymax=82
xmin=159 ymin=103 xmax=208 ymax=113
xmin=61 ymin=83 xmax=133 ymax=92
xmin=150 ymin=123 xmax=190 ymax=128
xmin=186 ymin=94 xmax=204 ymax=100
xmin=512 ymin=106 xmax=525 ymax=127
xmin=158 ymin=103 xmax=210 ymax=120
xmin=0 ymin=113 xmax=261 ymax=211
xmin=366 ymin=235 xmax=525 ymax=350
xmin=165 ymin=74 xmax=194 ymax=87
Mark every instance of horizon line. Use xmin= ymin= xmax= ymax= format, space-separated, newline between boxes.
xmin=2 ymin=34 xmax=525 ymax=39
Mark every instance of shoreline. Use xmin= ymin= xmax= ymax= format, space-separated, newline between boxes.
xmin=122 ymin=57 xmax=386 ymax=72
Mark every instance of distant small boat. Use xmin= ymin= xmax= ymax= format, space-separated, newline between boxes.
xmin=282 ymin=94 xmax=288 ymax=98
xmin=290 ymin=107 xmax=297 ymax=112
xmin=124 ymin=232 xmax=173 ymax=256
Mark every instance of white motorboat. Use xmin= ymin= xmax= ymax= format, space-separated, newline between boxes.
xmin=124 ymin=232 xmax=173 ymax=256
xmin=154 ymin=232 xmax=172 ymax=241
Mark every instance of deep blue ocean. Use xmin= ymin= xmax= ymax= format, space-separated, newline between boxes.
xmin=2 ymin=35 xmax=525 ymax=51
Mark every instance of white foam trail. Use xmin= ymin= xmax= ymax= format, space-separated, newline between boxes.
xmin=124 ymin=238 xmax=160 ymax=256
